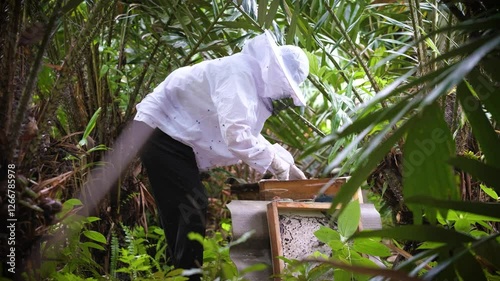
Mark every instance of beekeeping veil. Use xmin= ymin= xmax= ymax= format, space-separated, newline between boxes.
xmin=242 ymin=30 xmax=309 ymax=106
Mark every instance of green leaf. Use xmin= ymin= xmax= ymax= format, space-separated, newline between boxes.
xmin=265 ymin=0 xmax=280 ymax=29
xmin=425 ymin=34 xmax=498 ymax=67
xmin=85 ymin=216 xmax=101 ymax=223
xmin=99 ymin=64 xmax=109 ymax=79
xmin=453 ymin=250 xmax=487 ymax=281
xmin=473 ymin=61 xmax=500 ymax=124
xmin=417 ymin=241 xmax=446 ymax=250
xmin=308 ymin=263 xmax=334 ymax=280
xmin=221 ymin=221 xmax=231 ymax=232
xmin=58 ymin=198 xmax=83 ymax=218
xmin=63 ymin=198 xmax=83 ymax=207
xmin=83 ymin=230 xmax=107 ymax=244
xmin=285 ymin=0 xmax=300 ymax=44
xmin=439 ymin=209 xmax=500 ymax=223
xmin=61 ymin=0 xmax=84 ymax=15
xmin=420 ymin=34 xmax=500 ymax=110
xmin=329 ymin=240 xmax=345 ymax=252
xmin=337 ymin=95 xmax=413 ymax=140
xmin=239 ymin=263 xmax=268 ymax=275
xmin=86 ymin=144 xmax=108 ymax=154
xmin=394 ymin=246 xmax=444 ymax=272
xmin=166 ymin=268 xmax=184 ymax=277
xmin=334 ymin=268 xmax=352 ymax=281
xmin=454 ymin=219 xmax=470 ymax=233
xmin=449 ymin=156 xmax=500 ymax=193
xmin=135 ymin=265 xmax=151 ymax=272
xmin=82 ymin=241 xmax=105 ymax=251
xmin=457 ymin=80 xmax=500 ymax=168
xmin=328 ymin=116 xmax=414 ymax=217
xmin=423 ymin=235 xmax=496 ymax=281
xmin=480 ymin=184 xmax=499 ymax=200
xmin=315 ymin=95 xmax=418 ymax=173
xmin=222 ymin=262 xmax=237 ymax=279
xmin=115 ymin=268 xmax=130 ymax=273
xmin=79 ymin=107 xmax=102 ymax=147
xmin=474 ymin=236 xmax=500 ymax=271
xmin=257 ymin=0 xmax=267 ymax=26
xmin=351 ymin=258 xmax=379 ymax=281
xmin=217 ymin=21 xmax=260 ymax=31
xmin=351 ymin=225 xmax=476 ymax=245
xmin=351 ymin=255 xmax=379 ymax=268
xmin=338 ymin=200 xmax=360 ymax=240
xmin=228 ymin=230 xmax=255 ymax=248
xmin=402 ymin=103 xmax=457 ymax=224
xmin=352 ymin=238 xmax=391 ymax=257
xmin=315 ymin=226 xmax=340 ymax=244
xmin=469 ymin=230 xmax=489 ymax=239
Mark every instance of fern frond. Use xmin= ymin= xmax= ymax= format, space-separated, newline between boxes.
xmin=110 ymin=231 xmax=119 ymax=279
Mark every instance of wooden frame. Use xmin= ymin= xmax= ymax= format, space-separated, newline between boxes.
xmin=267 ymin=202 xmax=333 ymax=279
xmin=266 ymin=201 xmax=362 ymax=280
xmin=262 ymin=178 xmax=365 ymax=279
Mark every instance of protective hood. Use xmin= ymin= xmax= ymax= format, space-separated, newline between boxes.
xmin=242 ymin=30 xmax=309 ymax=106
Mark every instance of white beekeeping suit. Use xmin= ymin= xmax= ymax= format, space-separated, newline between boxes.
xmin=135 ymin=30 xmax=309 ymax=180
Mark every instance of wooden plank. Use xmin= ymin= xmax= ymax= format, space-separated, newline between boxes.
xmin=259 ymin=177 xmax=363 ymax=203
xmin=270 ymin=201 xmax=332 ymax=211
xmin=266 ymin=201 xmax=284 ymax=280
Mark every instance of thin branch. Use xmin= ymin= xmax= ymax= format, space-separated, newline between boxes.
xmin=284 ymin=107 xmax=327 ymax=138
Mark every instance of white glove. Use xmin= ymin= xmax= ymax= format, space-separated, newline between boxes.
xmin=269 ymin=154 xmax=307 ymax=180
xmin=270 ymin=154 xmax=291 ymax=180
xmin=289 ymin=164 xmax=306 ymax=180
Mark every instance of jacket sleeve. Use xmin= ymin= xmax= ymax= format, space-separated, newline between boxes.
xmin=211 ymin=67 xmax=275 ymax=174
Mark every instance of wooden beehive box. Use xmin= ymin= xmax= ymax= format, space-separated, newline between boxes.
xmin=258 ymin=177 xmax=361 ymax=202
xmin=227 ymin=177 xmax=378 ymax=281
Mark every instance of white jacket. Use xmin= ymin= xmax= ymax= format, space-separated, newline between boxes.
xmin=134 ymin=31 xmax=308 ymax=172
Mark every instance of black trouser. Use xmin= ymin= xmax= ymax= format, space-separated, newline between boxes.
xmin=136 ymin=121 xmax=208 ymax=280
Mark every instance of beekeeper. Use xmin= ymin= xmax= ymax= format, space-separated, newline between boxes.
xmin=133 ymin=30 xmax=309 ymax=279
